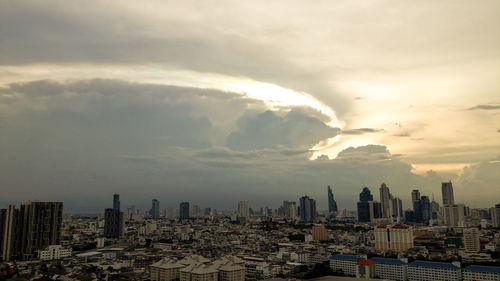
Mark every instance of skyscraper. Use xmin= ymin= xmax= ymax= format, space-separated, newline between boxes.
xmin=113 ymin=194 xmax=120 ymax=210
xmin=0 ymin=205 xmax=17 ymax=261
xmin=237 ymin=201 xmax=249 ymax=219
xmin=104 ymin=195 xmax=124 ymax=238
xmin=299 ymin=196 xmax=317 ymax=222
xmin=151 ymin=199 xmax=160 ymax=219
xmin=411 ymin=189 xmax=421 ymax=222
xmin=379 ymin=183 xmax=392 ymax=218
xmin=491 ymin=203 xmax=500 ymax=228
xmin=283 ymin=201 xmax=297 ymax=219
xmin=17 ymin=201 xmax=63 ymax=260
xmin=442 ymin=181 xmax=454 ymax=206
xmin=327 ymin=185 xmax=338 ymax=213
xmin=180 ymin=202 xmax=190 ymax=219
xmin=420 ymin=196 xmax=431 ymax=223
xmin=357 ymin=187 xmax=373 ymax=222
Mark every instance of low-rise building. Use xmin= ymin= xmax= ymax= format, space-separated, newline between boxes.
xmin=462 ymin=265 xmax=500 ymax=281
xmin=407 ymin=261 xmax=461 ymax=281
xmin=371 ymin=257 xmax=407 ymax=281
xmin=38 ymin=245 xmax=72 ymax=260
xmin=329 ymin=254 xmax=359 ymax=277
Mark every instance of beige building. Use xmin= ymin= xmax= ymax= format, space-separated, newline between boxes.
xmin=151 ymin=255 xmax=245 ymax=281
xmin=463 ymin=228 xmax=480 ymax=253
xmin=312 ymin=225 xmax=328 ymax=241
xmin=374 ymin=225 xmax=413 ymax=251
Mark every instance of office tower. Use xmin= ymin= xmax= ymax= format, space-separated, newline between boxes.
xmin=390 ymin=197 xmax=403 ymax=222
xmin=180 ymin=202 xmax=190 ymax=219
xmin=442 ymin=181 xmax=454 ymax=206
xmin=165 ymin=207 xmax=174 ymax=219
xmin=237 ymin=201 xmax=249 ymax=219
xmin=463 ymin=228 xmax=480 ymax=253
xmin=0 ymin=205 xmax=17 ymax=261
xmin=327 ymin=186 xmax=338 ymax=213
xmin=420 ymin=196 xmax=431 ymax=223
xmin=311 ymin=225 xmax=328 ymax=241
xmin=369 ymin=201 xmax=382 ymax=222
xmin=357 ymin=187 xmax=373 ymax=222
xmin=299 ymin=195 xmax=317 ymax=222
xmin=443 ymin=204 xmax=466 ymax=227
xmin=379 ymin=183 xmax=392 ymax=218
xmin=17 ymin=201 xmax=63 ymax=260
xmin=104 ymin=208 xmax=123 ymax=238
xmin=113 ymin=194 xmax=120 ymax=210
xmin=374 ymin=225 xmax=414 ymax=251
xmin=431 ymin=200 xmax=440 ymax=220
xmin=411 ymin=190 xmax=421 ymax=222
xmin=491 ymin=203 xmax=500 ymax=228
xmin=283 ymin=201 xmax=297 ymax=219
xmin=151 ymin=199 xmax=160 ymax=219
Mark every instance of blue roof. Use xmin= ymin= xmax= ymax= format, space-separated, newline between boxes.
xmin=371 ymin=257 xmax=407 ymax=265
xmin=464 ymin=265 xmax=500 ymax=273
xmin=330 ymin=254 xmax=359 ymax=261
xmin=409 ymin=261 xmax=460 ymax=270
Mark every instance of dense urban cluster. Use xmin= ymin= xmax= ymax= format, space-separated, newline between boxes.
xmin=1 ymin=182 xmax=499 ymax=281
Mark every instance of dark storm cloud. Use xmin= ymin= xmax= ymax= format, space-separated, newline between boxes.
xmin=0 ymin=79 xmax=498 ymax=211
xmin=468 ymin=104 xmax=500 ymax=110
xmin=226 ymin=110 xmax=340 ymax=151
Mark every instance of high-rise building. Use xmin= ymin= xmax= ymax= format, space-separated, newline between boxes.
xmin=237 ymin=201 xmax=249 ymax=219
xmin=357 ymin=187 xmax=373 ymax=222
xmin=283 ymin=201 xmax=296 ymax=219
xmin=152 ymin=199 xmax=160 ymax=219
xmin=113 ymin=194 xmax=120 ymax=210
xmin=443 ymin=204 xmax=466 ymax=227
xmin=165 ymin=207 xmax=174 ymax=219
xmin=299 ymin=195 xmax=317 ymax=222
xmin=369 ymin=201 xmax=383 ymax=222
xmin=491 ymin=203 xmax=500 ymax=228
xmin=105 ymin=195 xmax=124 ymax=238
xmin=180 ymin=202 xmax=190 ymax=219
xmin=374 ymin=225 xmax=414 ymax=251
xmin=411 ymin=190 xmax=421 ymax=222
xmin=420 ymin=196 xmax=431 ymax=224
xmin=327 ymin=186 xmax=338 ymax=213
xmin=441 ymin=181 xmax=454 ymax=206
xmin=379 ymin=183 xmax=392 ymax=218
xmin=390 ymin=197 xmax=404 ymax=223
xmin=0 ymin=205 xmax=17 ymax=261
xmin=311 ymin=225 xmax=328 ymax=241
xmin=463 ymin=228 xmax=480 ymax=253
xmin=104 ymin=208 xmax=123 ymax=238
xmin=17 ymin=201 xmax=63 ymax=260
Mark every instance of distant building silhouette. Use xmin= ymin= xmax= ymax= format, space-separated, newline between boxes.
xmin=357 ymin=187 xmax=373 ymax=222
xmin=327 ymin=186 xmax=338 ymax=213
xmin=151 ymin=199 xmax=160 ymax=219
xmin=105 ymin=195 xmax=124 ymax=238
xmin=113 ymin=193 xmax=120 ymax=210
xmin=299 ymin=195 xmax=317 ymax=222
xmin=180 ymin=202 xmax=190 ymax=219
xmin=442 ymin=181 xmax=454 ymax=206
xmin=237 ymin=201 xmax=249 ymax=219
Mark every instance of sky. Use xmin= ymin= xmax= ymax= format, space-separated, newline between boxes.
xmin=0 ymin=0 xmax=499 ymax=212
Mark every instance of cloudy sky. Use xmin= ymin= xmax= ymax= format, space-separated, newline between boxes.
xmin=0 ymin=0 xmax=499 ymax=212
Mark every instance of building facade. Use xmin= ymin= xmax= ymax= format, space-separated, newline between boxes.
xmin=374 ymin=225 xmax=414 ymax=252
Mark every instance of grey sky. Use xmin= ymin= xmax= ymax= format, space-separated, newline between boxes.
xmin=0 ymin=1 xmax=499 ymax=212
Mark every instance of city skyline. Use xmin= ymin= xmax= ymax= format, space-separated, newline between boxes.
xmin=0 ymin=1 xmax=499 ymax=212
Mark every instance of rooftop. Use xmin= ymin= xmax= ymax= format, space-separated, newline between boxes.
xmin=463 ymin=265 xmax=500 ymax=273
xmin=409 ymin=261 xmax=460 ymax=270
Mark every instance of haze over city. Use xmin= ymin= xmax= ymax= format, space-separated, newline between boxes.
xmin=0 ymin=1 xmax=499 ymax=212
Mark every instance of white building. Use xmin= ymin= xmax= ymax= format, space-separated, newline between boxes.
xmin=407 ymin=261 xmax=461 ymax=281
xmin=462 ymin=265 xmax=500 ymax=281
xmin=371 ymin=257 xmax=407 ymax=281
xmin=463 ymin=228 xmax=480 ymax=253
xmin=237 ymin=201 xmax=249 ymax=219
xmin=329 ymin=254 xmax=359 ymax=276
xmin=374 ymin=225 xmax=414 ymax=251
xmin=38 ymin=245 xmax=72 ymax=260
